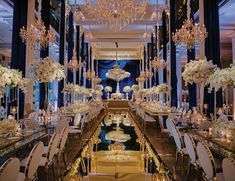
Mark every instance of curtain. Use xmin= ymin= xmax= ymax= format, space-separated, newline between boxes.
xmin=11 ymin=0 xmax=28 ymax=118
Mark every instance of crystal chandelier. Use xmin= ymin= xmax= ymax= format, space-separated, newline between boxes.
xmin=106 ymin=43 xmax=130 ymax=82
xmin=82 ymin=0 xmax=147 ymax=31
xmin=172 ymin=0 xmax=207 ymax=50
xmin=151 ymin=2 xmax=167 ymax=73
xmin=19 ymin=0 xmax=56 ymax=50
xmin=136 ymin=71 xmax=145 ymax=83
xmin=93 ymin=60 xmax=102 ymax=84
xmin=68 ymin=19 xmax=84 ymax=71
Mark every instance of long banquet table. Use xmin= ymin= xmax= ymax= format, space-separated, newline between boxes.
xmin=188 ymin=130 xmax=235 ymax=159
xmin=0 ymin=128 xmax=47 ymax=159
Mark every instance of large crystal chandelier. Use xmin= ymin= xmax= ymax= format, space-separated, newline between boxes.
xmin=83 ymin=0 xmax=147 ymax=31
xmin=106 ymin=43 xmax=130 ymax=82
xmin=68 ymin=11 xmax=84 ymax=71
xmin=172 ymin=0 xmax=207 ymax=50
xmin=19 ymin=0 xmax=56 ymax=50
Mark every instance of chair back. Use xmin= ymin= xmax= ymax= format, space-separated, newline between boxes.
xmin=0 ymin=157 xmax=20 ymax=181
xmin=196 ymin=142 xmax=216 ymax=180
xmin=198 ymin=121 xmax=212 ymax=131
xmin=59 ymin=127 xmax=69 ymax=153
xmin=74 ymin=113 xmax=81 ymax=126
xmin=166 ymin=118 xmax=174 ymax=136
xmin=171 ymin=125 xmax=183 ymax=152
xmin=184 ymin=133 xmax=196 ymax=164
xmin=222 ymin=158 xmax=235 ymax=181
xmin=47 ymin=133 xmax=60 ymax=162
xmin=55 ymin=119 xmax=69 ymax=134
xmin=218 ymin=114 xmax=228 ymax=121
xmin=25 ymin=141 xmax=44 ymax=179
xmin=158 ymin=116 xmax=164 ymax=131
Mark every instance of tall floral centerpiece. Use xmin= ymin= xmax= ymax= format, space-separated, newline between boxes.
xmin=123 ymin=86 xmax=131 ymax=100
xmin=157 ymin=83 xmax=171 ymax=104
xmin=182 ymin=59 xmax=216 ymax=114
xmin=29 ymin=57 xmax=65 ymax=110
xmin=104 ymin=86 xmax=112 ymax=100
xmin=0 ymin=65 xmax=30 ymax=119
xmin=207 ymin=66 xmax=235 ymax=116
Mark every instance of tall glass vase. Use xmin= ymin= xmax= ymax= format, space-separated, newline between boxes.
xmin=44 ymin=83 xmax=48 ymax=111
xmin=198 ymin=83 xmax=204 ymax=114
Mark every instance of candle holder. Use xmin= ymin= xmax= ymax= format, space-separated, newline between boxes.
xmin=11 ymin=106 xmax=17 ymax=120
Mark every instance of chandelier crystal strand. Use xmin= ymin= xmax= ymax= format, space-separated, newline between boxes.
xmin=83 ymin=0 xmax=147 ymax=31
xmin=172 ymin=0 xmax=207 ymax=50
xmin=19 ymin=0 xmax=56 ymax=50
xmin=68 ymin=21 xmax=78 ymax=71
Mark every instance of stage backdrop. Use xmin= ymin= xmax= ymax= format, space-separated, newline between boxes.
xmin=98 ymin=60 xmax=140 ymax=99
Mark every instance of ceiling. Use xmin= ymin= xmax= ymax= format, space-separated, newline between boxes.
xmin=0 ymin=0 xmax=234 ymax=62
xmin=71 ymin=0 xmax=166 ymax=60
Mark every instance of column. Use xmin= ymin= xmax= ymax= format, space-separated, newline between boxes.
xmin=232 ymin=36 xmax=235 ymax=120
xmin=39 ymin=0 xmax=50 ymax=109
xmin=11 ymin=0 xmax=28 ymax=118
xmin=58 ymin=0 xmax=66 ymax=108
xmin=169 ymin=0 xmax=177 ymax=106
xmin=76 ymin=25 xmax=80 ymax=85
xmin=204 ymin=0 xmax=222 ymax=114
xmin=67 ymin=11 xmax=74 ymax=83
xmin=176 ymin=50 xmax=182 ymax=108
xmin=162 ymin=10 xmax=167 ymax=83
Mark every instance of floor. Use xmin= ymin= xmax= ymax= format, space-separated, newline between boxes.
xmin=36 ymin=108 xmax=199 ymax=181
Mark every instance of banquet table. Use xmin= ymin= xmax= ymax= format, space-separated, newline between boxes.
xmin=0 ymin=128 xmax=47 ymax=158
xmin=188 ymin=130 xmax=235 ymax=159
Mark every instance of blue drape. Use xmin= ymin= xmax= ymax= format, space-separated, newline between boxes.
xmin=187 ymin=0 xmax=197 ymax=109
xmin=98 ymin=60 xmax=140 ymax=99
xmin=39 ymin=0 xmax=50 ymax=109
xmin=11 ymin=0 xmax=28 ymax=118
xmin=67 ymin=11 xmax=74 ymax=83
xmin=204 ymin=0 xmax=222 ymax=114
xmin=162 ymin=10 xmax=167 ymax=83
xmin=58 ymin=0 xmax=66 ymax=108
xmin=170 ymin=0 xmax=178 ymax=106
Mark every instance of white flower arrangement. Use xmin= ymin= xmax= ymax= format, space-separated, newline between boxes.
xmin=61 ymin=102 xmax=90 ymax=114
xmin=62 ymin=84 xmax=90 ymax=96
xmin=182 ymin=58 xmax=217 ymax=85
xmin=104 ymin=86 xmax=112 ymax=92
xmin=207 ymin=67 xmax=234 ymax=92
xmin=95 ymin=84 xmax=104 ymax=91
xmin=131 ymin=84 xmax=139 ymax=92
xmin=157 ymin=83 xmax=171 ymax=93
xmin=29 ymin=57 xmax=65 ymax=83
xmin=0 ymin=65 xmax=30 ymax=92
xmin=123 ymin=86 xmax=131 ymax=93
xmin=0 ymin=119 xmax=19 ymax=136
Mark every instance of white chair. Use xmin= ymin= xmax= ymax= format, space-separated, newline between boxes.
xmin=196 ymin=142 xmax=224 ymax=181
xmin=171 ymin=124 xmax=188 ymax=168
xmin=73 ymin=113 xmax=81 ymax=127
xmin=40 ymin=133 xmax=60 ymax=181
xmin=57 ymin=127 xmax=69 ymax=169
xmin=18 ymin=141 xmax=44 ymax=181
xmin=159 ymin=116 xmax=170 ymax=141
xmin=0 ymin=157 xmax=20 ymax=181
xmin=222 ymin=158 xmax=235 ymax=181
xmin=184 ymin=133 xmax=200 ymax=180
